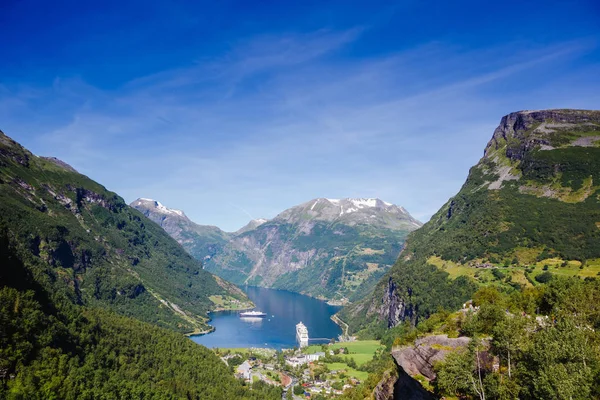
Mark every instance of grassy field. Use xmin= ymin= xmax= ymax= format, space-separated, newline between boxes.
xmin=209 ymin=295 xmax=253 ymax=310
xmin=302 ymin=345 xmax=324 ymax=354
xmin=324 ymin=362 xmax=369 ymax=380
xmin=529 ymin=258 xmax=600 ymax=280
xmin=427 ymin=255 xmax=600 ymax=287
xmin=330 ymin=340 xmax=384 ymax=366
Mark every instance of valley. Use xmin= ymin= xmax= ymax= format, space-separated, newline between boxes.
xmin=132 ymin=197 xmax=422 ymax=301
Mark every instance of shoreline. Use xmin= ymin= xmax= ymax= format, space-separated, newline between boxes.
xmin=186 ymin=304 xmax=255 ymax=338
xmin=185 ymin=326 xmax=215 ymax=337
xmin=330 ymin=314 xmax=349 ymax=337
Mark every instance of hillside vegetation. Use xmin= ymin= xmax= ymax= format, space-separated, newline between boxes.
xmin=0 ymin=131 xmax=249 ymax=333
xmin=0 ymin=130 xmax=280 ymax=398
xmin=340 ymin=109 xmax=600 ymax=335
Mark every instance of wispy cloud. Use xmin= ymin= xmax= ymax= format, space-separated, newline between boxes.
xmin=1 ymin=29 xmax=599 ymax=230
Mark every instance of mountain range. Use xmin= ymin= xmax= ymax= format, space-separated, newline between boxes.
xmin=132 ymin=197 xmax=422 ymax=301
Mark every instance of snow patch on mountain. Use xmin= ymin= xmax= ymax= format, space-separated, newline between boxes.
xmin=133 ymin=198 xmax=186 ymax=217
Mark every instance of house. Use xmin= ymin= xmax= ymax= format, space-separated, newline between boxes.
xmin=236 ymin=361 xmax=252 ymax=380
xmin=286 ymin=355 xmax=308 ymax=367
xmin=305 ymin=352 xmax=325 ymax=362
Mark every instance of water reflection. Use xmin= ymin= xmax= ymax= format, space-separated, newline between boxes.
xmin=240 ymin=317 xmax=264 ymax=324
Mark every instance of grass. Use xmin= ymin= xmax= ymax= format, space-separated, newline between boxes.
xmin=428 ymin=255 xmax=600 ymax=288
xmin=330 ymin=340 xmax=384 ymax=366
xmin=324 ymin=363 xmax=369 ymax=380
xmin=529 ymin=258 xmax=600 ymax=280
xmin=302 ymin=345 xmax=324 ymax=354
xmin=209 ymin=295 xmax=252 ymax=310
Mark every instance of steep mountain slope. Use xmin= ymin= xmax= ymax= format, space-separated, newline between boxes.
xmin=340 ymin=109 xmax=600 ymax=331
xmin=0 ymin=130 xmax=279 ymax=399
xmin=206 ymin=198 xmax=422 ymax=301
xmin=131 ymin=198 xmax=231 ymax=261
xmin=235 ymin=218 xmax=268 ymax=235
xmin=0 ymin=131 xmax=249 ymax=334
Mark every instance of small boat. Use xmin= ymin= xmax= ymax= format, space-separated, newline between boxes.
xmin=239 ymin=310 xmax=267 ymax=318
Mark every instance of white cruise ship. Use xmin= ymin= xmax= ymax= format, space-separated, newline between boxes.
xmin=296 ymin=322 xmax=309 ymax=348
xmin=239 ymin=310 xmax=267 ymax=318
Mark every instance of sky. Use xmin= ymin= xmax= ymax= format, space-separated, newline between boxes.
xmin=1 ymin=0 xmax=599 ymax=231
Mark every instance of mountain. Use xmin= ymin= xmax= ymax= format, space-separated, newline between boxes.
xmin=205 ymin=198 xmax=422 ymax=301
xmin=131 ymin=198 xmax=231 ymax=261
xmin=235 ymin=218 xmax=268 ymax=235
xmin=340 ymin=109 xmax=600 ymax=332
xmin=0 ymin=130 xmax=279 ymax=399
xmin=0 ymin=131 xmax=250 ymax=334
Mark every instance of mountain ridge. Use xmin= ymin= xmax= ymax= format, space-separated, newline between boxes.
xmin=339 ymin=108 xmax=600 ymax=332
xmin=206 ymin=197 xmax=422 ymax=300
xmin=0 ymin=131 xmax=250 ymax=334
xmin=132 ymin=196 xmax=422 ymax=301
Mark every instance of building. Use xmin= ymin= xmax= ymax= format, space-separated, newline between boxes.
xmin=305 ymin=352 xmax=325 ymax=362
xmin=285 ymin=355 xmax=307 ymax=367
xmin=236 ymin=360 xmax=252 ymax=380
xmin=296 ymin=322 xmax=309 ymax=348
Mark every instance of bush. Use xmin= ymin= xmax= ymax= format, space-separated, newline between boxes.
xmin=535 ymin=272 xmax=553 ymax=284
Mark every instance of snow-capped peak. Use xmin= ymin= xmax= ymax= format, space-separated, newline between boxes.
xmin=133 ymin=198 xmax=185 ymax=217
xmin=315 ymin=198 xmax=398 ymax=216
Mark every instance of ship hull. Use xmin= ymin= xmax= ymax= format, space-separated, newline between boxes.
xmin=239 ymin=312 xmax=267 ymax=318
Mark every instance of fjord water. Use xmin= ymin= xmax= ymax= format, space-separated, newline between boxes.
xmin=191 ymin=286 xmax=341 ymax=349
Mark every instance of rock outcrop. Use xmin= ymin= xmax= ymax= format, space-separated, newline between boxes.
xmin=379 ymin=277 xmax=415 ymax=328
xmin=392 ymin=335 xmax=470 ymax=381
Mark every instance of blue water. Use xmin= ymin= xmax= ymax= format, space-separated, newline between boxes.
xmin=191 ymin=286 xmax=342 ymax=350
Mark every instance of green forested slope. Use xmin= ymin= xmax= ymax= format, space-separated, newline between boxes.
xmin=0 ymin=131 xmax=279 ymax=398
xmin=0 ymin=236 xmax=280 ymax=399
xmin=0 ymin=131 xmax=248 ymax=333
xmin=340 ymin=109 xmax=600 ymax=334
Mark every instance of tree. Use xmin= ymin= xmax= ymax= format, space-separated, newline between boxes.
xmin=492 ymin=316 xmax=529 ymax=378
xmin=524 ymin=318 xmax=595 ymax=400
xmin=293 ymin=385 xmax=304 ymax=395
xmin=435 ymin=339 xmax=486 ymax=400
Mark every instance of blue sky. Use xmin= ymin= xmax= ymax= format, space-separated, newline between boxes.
xmin=1 ymin=0 xmax=599 ymax=231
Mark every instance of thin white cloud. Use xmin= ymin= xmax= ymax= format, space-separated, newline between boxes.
xmin=1 ymin=32 xmax=599 ymax=230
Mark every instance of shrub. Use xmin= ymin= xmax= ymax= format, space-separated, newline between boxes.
xmin=535 ymin=272 xmax=553 ymax=284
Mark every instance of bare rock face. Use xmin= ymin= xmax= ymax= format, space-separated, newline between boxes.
xmin=373 ymin=368 xmax=398 ymax=400
xmin=484 ymin=109 xmax=600 ymax=162
xmin=392 ymin=335 xmax=470 ymax=381
xmin=393 ymin=367 xmax=435 ymax=400
xmin=379 ymin=277 xmax=415 ymax=328
xmin=130 ymin=198 xmax=231 ymax=260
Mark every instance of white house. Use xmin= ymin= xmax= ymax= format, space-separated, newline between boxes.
xmin=305 ymin=352 xmax=325 ymax=362
xmin=236 ymin=360 xmax=252 ymax=380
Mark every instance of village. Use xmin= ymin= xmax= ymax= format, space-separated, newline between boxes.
xmin=213 ymin=322 xmax=384 ymax=399
xmin=215 ymin=344 xmax=376 ymax=398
